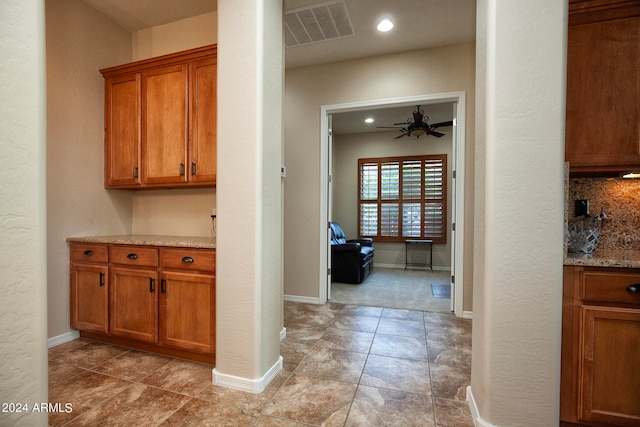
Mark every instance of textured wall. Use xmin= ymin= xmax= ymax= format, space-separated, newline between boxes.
xmin=215 ymin=0 xmax=283 ymax=385
xmin=471 ymin=0 xmax=566 ymax=425
xmin=0 ymin=1 xmax=48 ymax=425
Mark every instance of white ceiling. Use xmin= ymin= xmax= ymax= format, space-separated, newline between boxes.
xmin=80 ymin=0 xmax=475 ymax=135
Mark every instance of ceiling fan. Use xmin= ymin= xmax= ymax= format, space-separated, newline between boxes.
xmin=377 ymin=105 xmax=453 ymax=139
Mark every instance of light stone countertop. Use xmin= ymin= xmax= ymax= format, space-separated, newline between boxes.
xmin=564 ymin=249 xmax=640 ymax=269
xmin=67 ymin=234 xmax=216 ymax=249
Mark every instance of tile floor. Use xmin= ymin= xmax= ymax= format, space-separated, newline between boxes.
xmin=48 ymin=301 xmax=473 ymax=426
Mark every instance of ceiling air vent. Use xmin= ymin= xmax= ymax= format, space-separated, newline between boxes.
xmin=285 ymin=0 xmax=355 ymax=48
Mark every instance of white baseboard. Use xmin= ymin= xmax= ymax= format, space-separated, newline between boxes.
xmin=462 ymin=311 xmax=473 ymax=320
xmin=213 ymin=356 xmax=283 ymax=394
xmin=467 ymin=385 xmax=498 ymax=427
xmin=47 ymin=330 xmax=80 ymax=348
xmin=283 ymin=294 xmax=322 ymax=304
xmin=374 ymin=263 xmax=451 ymax=272
xmin=280 ymin=327 xmax=286 ymax=341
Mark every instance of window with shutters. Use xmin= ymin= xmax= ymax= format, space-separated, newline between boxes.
xmin=358 ymin=155 xmax=447 ymax=244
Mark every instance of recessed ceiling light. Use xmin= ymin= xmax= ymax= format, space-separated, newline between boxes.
xmin=365 ymin=117 xmax=374 ymax=123
xmin=377 ymin=18 xmax=394 ymax=33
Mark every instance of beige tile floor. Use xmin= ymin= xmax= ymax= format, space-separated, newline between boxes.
xmin=49 ymin=301 xmax=473 ymax=426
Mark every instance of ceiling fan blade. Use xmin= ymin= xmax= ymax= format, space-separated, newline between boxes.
xmin=394 ymin=132 xmax=409 ymax=139
xmin=427 ymin=129 xmax=445 ymax=137
xmin=376 ymin=126 xmax=403 ymax=129
xmin=393 ymin=122 xmax=409 ymax=126
xmin=430 ymin=121 xmax=454 ymax=129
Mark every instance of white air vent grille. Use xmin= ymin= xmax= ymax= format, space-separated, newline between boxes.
xmin=285 ymin=0 xmax=355 ymax=48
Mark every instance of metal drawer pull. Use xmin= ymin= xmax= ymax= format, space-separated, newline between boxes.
xmin=161 ymin=279 xmax=166 ymax=294
xmin=150 ymin=278 xmax=155 ymax=293
xmin=182 ymin=256 xmax=194 ymax=263
xmin=627 ymin=284 xmax=640 ymax=293
xmin=127 ymin=253 xmax=138 ymax=260
xmin=83 ymin=250 xmax=94 ymax=256
xmin=99 ymin=272 xmax=104 ymax=287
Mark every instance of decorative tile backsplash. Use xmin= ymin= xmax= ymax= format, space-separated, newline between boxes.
xmin=568 ymin=177 xmax=640 ymax=250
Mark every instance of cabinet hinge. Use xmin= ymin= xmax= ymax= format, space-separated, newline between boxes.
xmin=452 ymin=170 xmax=456 ymax=179
xmin=451 ymin=275 xmax=455 ymax=284
xmin=452 ymin=222 xmax=456 ymax=231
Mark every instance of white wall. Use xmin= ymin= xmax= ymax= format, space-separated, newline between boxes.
xmin=133 ymin=12 xmax=217 ymax=61
xmin=46 ymin=0 xmax=133 ymax=340
xmin=284 ymin=43 xmax=475 ymax=311
xmin=332 ymin=130 xmax=453 ymax=268
xmin=470 ymin=0 xmax=566 ymax=425
xmin=0 ymin=1 xmax=48 ymax=425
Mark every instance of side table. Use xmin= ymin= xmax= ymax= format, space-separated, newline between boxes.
xmin=405 ymin=239 xmax=433 ymax=271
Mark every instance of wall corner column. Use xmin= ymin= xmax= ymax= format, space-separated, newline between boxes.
xmin=470 ymin=0 xmax=567 ymax=425
xmin=214 ymin=0 xmax=284 ymax=393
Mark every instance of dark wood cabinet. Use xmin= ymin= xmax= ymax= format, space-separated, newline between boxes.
xmin=561 ymin=265 xmax=640 ymax=426
xmin=565 ymin=1 xmax=640 ymax=176
xmin=101 ymin=45 xmax=217 ymax=189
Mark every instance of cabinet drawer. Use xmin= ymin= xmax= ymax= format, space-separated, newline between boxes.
xmin=70 ymin=243 xmax=108 ymax=264
xmin=110 ymin=245 xmax=158 ymax=268
xmin=581 ymin=269 xmax=640 ymax=305
xmin=160 ymin=248 xmax=215 ymax=273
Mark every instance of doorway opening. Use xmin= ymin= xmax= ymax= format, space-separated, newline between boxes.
xmin=319 ymin=92 xmax=466 ymax=317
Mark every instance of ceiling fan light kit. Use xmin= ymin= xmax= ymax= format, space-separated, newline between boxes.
xmin=377 ymin=105 xmax=453 ymax=139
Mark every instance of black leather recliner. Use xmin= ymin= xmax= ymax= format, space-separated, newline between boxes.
xmin=330 ymin=222 xmax=375 ymax=284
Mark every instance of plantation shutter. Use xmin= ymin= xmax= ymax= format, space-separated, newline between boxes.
xmin=358 ymin=155 xmax=447 ymax=244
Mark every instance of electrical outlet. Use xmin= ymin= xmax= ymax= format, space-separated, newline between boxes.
xmin=575 ymin=199 xmax=589 ymax=217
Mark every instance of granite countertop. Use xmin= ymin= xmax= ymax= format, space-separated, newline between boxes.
xmin=564 ymin=249 xmax=640 ymax=269
xmin=67 ymin=234 xmax=216 ymax=249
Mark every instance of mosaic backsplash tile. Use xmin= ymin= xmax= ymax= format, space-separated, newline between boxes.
xmin=568 ymin=177 xmax=640 ymax=250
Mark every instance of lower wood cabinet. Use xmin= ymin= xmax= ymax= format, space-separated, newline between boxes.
xmin=69 ymin=242 xmax=215 ymax=364
xmin=110 ymin=266 xmax=158 ymax=343
xmin=160 ymin=271 xmax=215 ymax=354
xmin=561 ymin=266 xmax=640 ymax=426
xmin=70 ymin=243 xmax=109 ymax=334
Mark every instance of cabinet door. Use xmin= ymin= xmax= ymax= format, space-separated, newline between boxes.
xmin=105 ymin=74 xmax=141 ymax=188
xmin=142 ymin=64 xmax=188 ymax=185
xmin=70 ymin=264 xmax=108 ymax=333
xmin=579 ymin=306 xmax=640 ymax=426
xmin=566 ymin=15 xmax=640 ymax=173
xmin=160 ymin=271 xmax=215 ymax=354
xmin=110 ymin=267 xmax=158 ymax=343
xmin=189 ymin=57 xmax=217 ymax=184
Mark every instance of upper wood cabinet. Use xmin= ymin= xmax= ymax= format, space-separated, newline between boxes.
xmin=101 ymin=45 xmax=217 ymax=189
xmin=565 ymin=1 xmax=640 ymax=176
